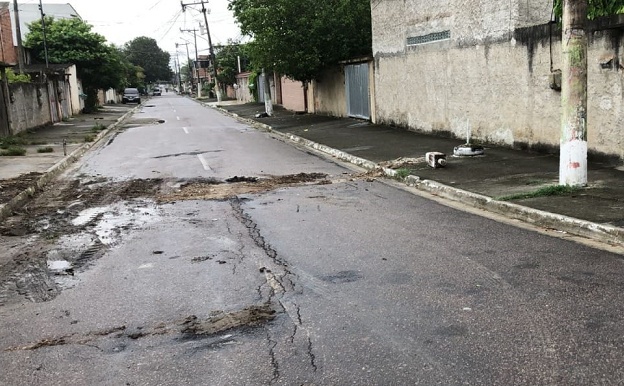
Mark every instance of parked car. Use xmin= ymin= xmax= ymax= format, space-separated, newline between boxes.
xmin=152 ymin=87 xmax=161 ymax=96
xmin=122 ymin=88 xmax=141 ymax=104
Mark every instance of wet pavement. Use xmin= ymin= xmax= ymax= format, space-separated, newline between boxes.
xmin=1 ymin=98 xmax=623 ymax=248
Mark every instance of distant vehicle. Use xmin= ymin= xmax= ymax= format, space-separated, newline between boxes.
xmin=122 ymin=88 xmax=141 ymax=104
xmin=152 ymin=87 xmax=161 ymax=96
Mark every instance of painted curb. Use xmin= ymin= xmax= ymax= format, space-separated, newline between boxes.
xmin=0 ymin=106 xmax=138 ymax=223
xmin=209 ymin=105 xmax=624 ymax=247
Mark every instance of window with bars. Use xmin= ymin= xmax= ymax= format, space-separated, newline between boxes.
xmin=407 ymin=30 xmax=451 ymax=46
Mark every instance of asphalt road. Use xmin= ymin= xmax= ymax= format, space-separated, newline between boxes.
xmin=1 ymin=93 xmax=624 ymax=385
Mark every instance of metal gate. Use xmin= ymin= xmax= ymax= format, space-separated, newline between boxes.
xmin=257 ymin=73 xmax=266 ymax=102
xmin=345 ymin=63 xmax=370 ymax=119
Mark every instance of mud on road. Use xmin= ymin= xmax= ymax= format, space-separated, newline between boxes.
xmin=0 ymin=172 xmax=350 ymax=307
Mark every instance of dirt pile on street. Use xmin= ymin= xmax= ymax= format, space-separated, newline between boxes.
xmin=0 ymin=172 xmax=42 ymax=204
xmin=159 ymin=173 xmax=330 ymax=202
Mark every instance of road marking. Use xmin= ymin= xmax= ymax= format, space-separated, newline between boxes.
xmin=183 ymin=127 xmax=189 ymax=134
xmin=197 ymin=154 xmax=211 ymax=171
xmin=177 ymin=116 xmax=180 ymax=121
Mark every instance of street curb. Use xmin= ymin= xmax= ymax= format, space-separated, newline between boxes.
xmin=0 ymin=106 xmax=137 ymax=223
xmin=209 ymin=105 xmax=624 ymax=247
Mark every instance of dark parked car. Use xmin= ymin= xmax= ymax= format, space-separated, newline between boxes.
xmin=122 ymin=88 xmax=141 ymax=104
xmin=152 ymin=87 xmax=161 ymax=96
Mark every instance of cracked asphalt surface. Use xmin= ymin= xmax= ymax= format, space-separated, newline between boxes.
xmin=1 ymin=94 xmax=624 ymax=385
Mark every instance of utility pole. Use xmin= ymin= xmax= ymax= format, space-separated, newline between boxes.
xmin=173 ymin=46 xmax=182 ymax=93
xmin=13 ymin=1 xmax=24 ymax=73
xmin=38 ymin=0 xmax=49 ymax=67
xmin=176 ymin=42 xmax=192 ymax=93
xmin=181 ymin=27 xmax=201 ymax=97
xmin=560 ymin=0 xmax=588 ymax=186
xmin=181 ymin=0 xmax=221 ymax=101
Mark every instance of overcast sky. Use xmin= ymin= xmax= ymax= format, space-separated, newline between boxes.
xmin=22 ymin=0 xmax=243 ymax=60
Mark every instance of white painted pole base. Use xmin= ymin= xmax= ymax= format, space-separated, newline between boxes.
xmin=559 ymin=139 xmax=587 ymax=186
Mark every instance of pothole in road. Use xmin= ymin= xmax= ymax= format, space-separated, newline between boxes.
xmin=160 ymin=172 xmax=331 ymax=201
xmin=122 ymin=117 xmax=166 ymax=127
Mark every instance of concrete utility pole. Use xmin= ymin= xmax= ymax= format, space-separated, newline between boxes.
xmin=181 ymin=27 xmax=201 ymax=97
xmin=177 ymin=42 xmax=192 ymax=93
xmin=38 ymin=0 xmax=49 ymax=67
xmin=262 ymin=69 xmax=273 ymax=116
xmin=173 ymin=46 xmax=182 ymax=93
xmin=181 ymin=0 xmax=222 ymax=102
xmin=560 ymin=0 xmax=588 ymax=186
xmin=13 ymin=1 xmax=24 ymax=73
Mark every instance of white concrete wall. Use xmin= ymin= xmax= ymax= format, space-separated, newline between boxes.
xmin=372 ymin=0 xmax=624 ymax=159
xmin=65 ymin=65 xmax=82 ymax=115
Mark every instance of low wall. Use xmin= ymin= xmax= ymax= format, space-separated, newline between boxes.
xmin=9 ymin=82 xmax=51 ymax=135
xmin=373 ymin=15 xmax=624 ymax=161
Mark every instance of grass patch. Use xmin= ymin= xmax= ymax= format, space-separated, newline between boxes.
xmin=394 ymin=168 xmax=411 ymax=180
xmin=91 ymin=123 xmax=107 ymax=132
xmin=37 ymin=146 xmax=54 ymax=153
xmin=84 ymin=134 xmax=96 ymax=142
xmin=0 ymin=135 xmax=28 ymax=149
xmin=497 ymin=185 xmax=580 ymax=201
xmin=0 ymin=145 xmax=27 ymax=156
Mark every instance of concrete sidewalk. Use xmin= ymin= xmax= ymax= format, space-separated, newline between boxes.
xmin=210 ymin=102 xmax=624 ymax=248
xmin=0 ymin=98 xmax=622 ymax=248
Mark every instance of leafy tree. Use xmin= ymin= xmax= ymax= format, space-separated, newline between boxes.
xmin=123 ymin=37 xmax=172 ymax=84
xmin=215 ymin=41 xmax=249 ymax=88
xmin=553 ymin=0 xmax=624 ymax=19
xmin=5 ymin=68 xmax=30 ymax=83
xmin=24 ymin=17 xmax=129 ymax=112
xmin=228 ymin=0 xmax=371 ymax=83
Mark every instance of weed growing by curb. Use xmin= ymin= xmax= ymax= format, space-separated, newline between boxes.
xmin=91 ymin=123 xmax=107 ymax=132
xmin=0 ymin=145 xmax=27 ymax=156
xmin=37 ymin=146 xmax=54 ymax=153
xmin=84 ymin=134 xmax=96 ymax=142
xmin=497 ymin=185 xmax=580 ymax=201
xmin=394 ymin=168 xmax=411 ymax=180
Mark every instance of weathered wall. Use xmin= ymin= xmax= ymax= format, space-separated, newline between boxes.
xmin=280 ymin=77 xmax=305 ymax=112
xmin=9 ymin=82 xmax=51 ymax=134
xmin=372 ymin=0 xmax=624 ymax=159
xmin=311 ymin=66 xmax=348 ymax=117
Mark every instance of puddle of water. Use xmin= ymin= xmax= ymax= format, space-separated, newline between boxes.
xmin=72 ymin=203 xmax=160 ymax=244
xmin=72 ymin=207 xmax=109 ymax=226
xmin=94 ymin=205 xmax=159 ymax=245
xmin=47 ymin=260 xmax=71 ymax=270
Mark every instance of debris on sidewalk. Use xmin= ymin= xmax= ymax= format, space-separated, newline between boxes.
xmin=425 ymin=152 xmax=447 ymax=168
xmin=453 ymin=144 xmax=485 ymax=156
xmin=378 ymin=157 xmax=425 ymax=169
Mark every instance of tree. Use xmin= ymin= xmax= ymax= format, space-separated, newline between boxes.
xmin=24 ymin=17 xmax=129 ymax=112
xmin=228 ymin=0 xmax=371 ymax=84
xmin=123 ymin=37 xmax=172 ymax=84
xmin=215 ymin=41 xmax=249 ymax=89
xmin=553 ymin=0 xmax=624 ymax=18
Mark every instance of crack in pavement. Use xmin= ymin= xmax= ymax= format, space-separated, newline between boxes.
xmin=266 ymin=329 xmax=280 ymax=384
xmin=153 ymin=150 xmax=223 ymax=159
xmin=230 ymin=197 xmax=320 ymax=377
